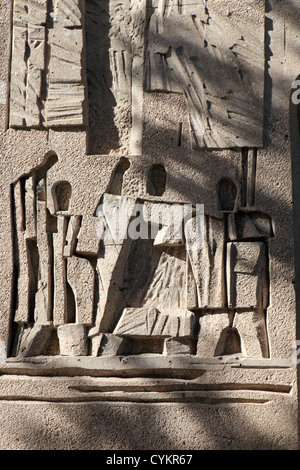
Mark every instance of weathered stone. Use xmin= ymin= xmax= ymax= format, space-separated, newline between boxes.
xmin=163 ymin=337 xmax=193 ymax=356
xmin=67 ymin=257 xmax=94 ymax=326
xmin=91 ymin=194 xmax=136 ymax=334
xmin=24 ymin=177 xmax=36 ymax=240
xmin=143 ymin=201 xmax=185 ymax=246
xmin=233 ymin=310 xmax=269 ymax=359
xmin=13 ymin=323 xmax=53 ymax=357
xmin=2 ymin=0 xmax=299 ymax=451
xmin=9 ymin=0 xmax=86 ymax=129
xmin=63 ymin=216 xmax=81 ymax=257
xmin=228 ymin=212 xmax=274 ymax=241
xmin=13 ymin=181 xmax=31 ymax=324
xmin=197 ymin=313 xmax=231 ymax=357
xmin=9 ymin=0 xmax=47 ymax=127
xmin=76 ymin=215 xmax=99 ymax=255
xmin=34 ymin=197 xmax=52 ymax=323
xmin=114 ymin=308 xmax=195 ymax=338
xmin=57 ymin=324 xmax=88 ymax=356
xmin=53 ymin=216 xmax=68 ymax=326
xmin=145 ymin=0 xmax=264 ymax=149
xmin=46 ymin=0 xmax=86 ymax=127
xmin=186 ymin=215 xmax=225 ymax=309
xmin=97 ymin=334 xmax=127 ymax=357
xmin=226 ymin=241 xmax=268 ymax=309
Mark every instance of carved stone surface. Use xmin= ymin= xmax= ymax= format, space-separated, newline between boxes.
xmin=13 ymin=180 xmax=32 ymax=323
xmin=1 ymin=0 xmax=299 ymax=451
xmin=7 ymin=1 xmax=272 ymax=364
xmin=12 ymin=323 xmax=54 ymax=357
xmin=145 ymin=0 xmax=264 ymax=149
xmin=114 ymin=308 xmax=195 ymax=338
xmin=10 ymin=166 xmax=272 ymax=360
xmin=67 ymin=256 xmax=94 ymax=326
xmin=186 ymin=215 xmax=225 ymax=309
xmin=86 ymin=0 xmax=146 ymax=154
xmin=10 ymin=0 xmax=86 ymax=128
xmin=45 ymin=0 xmax=86 ymax=127
xmin=228 ymin=211 xmax=274 ymax=240
xmin=57 ymin=324 xmax=88 ymax=356
xmin=53 ymin=216 xmax=68 ymax=326
xmin=34 ymin=196 xmax=52 ymax=323
xmin=97 ymin=333 xmax=127 ymax=357
xmin=9 ymin=0 xmax=47 ymax=127
xmin=197 ymin=313 xmax=231 ymax=357
xmin=227 ymin=241 xmax=268 ymax=309
xmin=76 ymin=215 xmax=99 ymax=255
xmin=163 ymin=337 xmax=194 ymax=356
xmin=233 ymin=310 xmax=269 ymax=359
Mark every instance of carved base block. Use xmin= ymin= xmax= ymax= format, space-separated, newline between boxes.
xmin=57 ymin=324 xmax=88 ymax=356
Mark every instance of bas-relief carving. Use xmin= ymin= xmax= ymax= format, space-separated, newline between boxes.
xmin=10 ymin=151 xmax=273 ymax=359
xmin=9 ymin=1 xmax=271 ymax=361
xmin=10 ymin=0 xmax=264 ymax=152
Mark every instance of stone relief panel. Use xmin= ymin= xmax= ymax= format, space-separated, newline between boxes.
xmin=1 ymin=0 xmax=298 ymax=448
xmin=10 ymin=149 xmax=273 ymax=360
xmin=8 ymin=0 xmax=271 ymax=362
xmin=9 ymin=0 xmax=48 ymax=127
xmin=88 ymin=0 xmax=264 ymax=153
xmin=9 ymin=0 xmax=86 ymax=128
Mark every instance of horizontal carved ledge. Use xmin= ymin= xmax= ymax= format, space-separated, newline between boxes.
xmin=0 ymin=355 xmax=293 ymax=378
xmin=0 ymin=356 xmax=294 ymax=404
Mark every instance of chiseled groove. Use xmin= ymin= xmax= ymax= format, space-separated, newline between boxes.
xmin=68 ymin=383 xmax=292 ymax=394
xmin=0 ymin=367 xmax=207 ymax=379
xmin=0 ymin=396 xmax=270 ymax=405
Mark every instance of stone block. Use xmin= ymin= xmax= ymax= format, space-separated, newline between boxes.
xmin=197 ymin=313 xmax=231 ymax=357
xmin=57 ymin=324 xmax=88 ymax=356
xmin=163 ymin=338 xmax=193 ymax=356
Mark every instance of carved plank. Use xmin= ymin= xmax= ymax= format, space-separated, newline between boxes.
xmin=53 ymin=216 xmax=68 ymax=326
xmin=129 ymin=0 xmax=147 ymax=156
xmin=186 ymin=215 xmax=225 ymax=309
xmin=63 ymin=216 xmax=81 ymax=257
xmin=34 ymin=192 xmax=53 ymax=323
xmin=24 ymin=176 xmax=36 ymax=240
xmin=14 ymin=181 xmax=31 ymax=323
